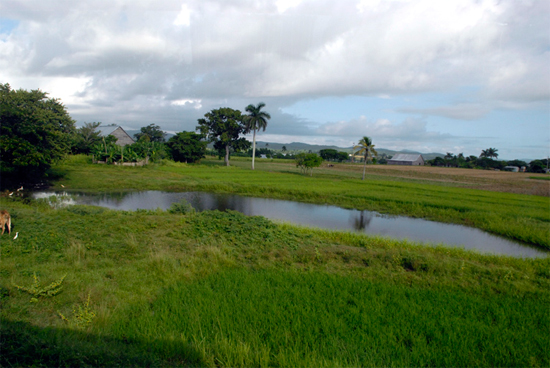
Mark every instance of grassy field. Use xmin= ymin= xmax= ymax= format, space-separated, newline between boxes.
xmin=1 ymin=156 xmax=549 ymax=367
xmin=51 ymin=155 xmax=550 ymax=248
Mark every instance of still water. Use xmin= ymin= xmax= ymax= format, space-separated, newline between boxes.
xmin=34 ymin=190 xmax=548 ymax=258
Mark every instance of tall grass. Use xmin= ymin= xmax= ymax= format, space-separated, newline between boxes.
xmin=109 ymin=269 xmax=549 ymax=367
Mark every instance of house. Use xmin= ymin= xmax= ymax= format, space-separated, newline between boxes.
xmin=387 ymin=153 xmax=425 ymax=166
xmin=98 ymin=125 xmax=135 ymax=146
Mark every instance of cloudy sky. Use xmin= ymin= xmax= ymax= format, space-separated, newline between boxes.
xmin=1 ymin=0 xmax=549 ymax=159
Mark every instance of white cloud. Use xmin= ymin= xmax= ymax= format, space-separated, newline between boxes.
xmin=171 ymin=98 xmax=202 ymax=109
xmin=174 ymin=3 xmax=191 ymax=26
xmin=276 ymin=0 xmax=303 ymax=13
xmin=0 ymin=0 xmax=547 ymax=158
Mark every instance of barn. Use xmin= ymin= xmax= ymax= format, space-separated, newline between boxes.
xmin=387 ymin=153 xmax=425 ymax=166
xmin=98 ymin=125 xmax=135 ymax=146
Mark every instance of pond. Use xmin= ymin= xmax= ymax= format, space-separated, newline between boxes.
xmin=33 ymin=190 xmax=548 ymax=258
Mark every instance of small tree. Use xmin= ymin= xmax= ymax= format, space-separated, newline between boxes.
xmin=295 ymin=153 xmax=323 ymax=176
xmin=73 ymin=122 xmax=102 ymax=154
xmin=167 ymin=131 xmax=207 ymax=163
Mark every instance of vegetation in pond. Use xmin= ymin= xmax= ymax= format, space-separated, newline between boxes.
xmin=52 ymin=155 xmax=550 ymax=249
xmin=0 ymin=199 xmax=548 ymax=367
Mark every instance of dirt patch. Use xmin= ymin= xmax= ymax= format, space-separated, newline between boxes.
xmin=329 ymin=164 xmax=550 ymax=196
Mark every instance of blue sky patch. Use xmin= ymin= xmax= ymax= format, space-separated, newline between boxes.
xmin=0 ymin=18 xmax=19 ymax=35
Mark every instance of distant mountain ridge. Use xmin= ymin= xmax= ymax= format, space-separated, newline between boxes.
xmin=123 ymin=131 xmax=444 ymax=160
xmin=255 ymin=141 xmax=445 ymax=161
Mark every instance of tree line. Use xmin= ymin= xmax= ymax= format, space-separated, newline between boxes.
xmin=1 ymin=84 xmax=547 ymax=189
xmin=0 ymin=84 xmax=279 ymax=187
xmin=427 ymin=149 xmax=548 ymax=173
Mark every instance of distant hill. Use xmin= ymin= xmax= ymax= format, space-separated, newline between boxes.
xmin=255 ymin=141 xmax=347 ymax=152
xmin=255 ymin=141 xmax=444 ymax=160
xmin=122 ymin=133 xmax=444 ymax=160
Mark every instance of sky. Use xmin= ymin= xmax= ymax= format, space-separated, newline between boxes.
xmin=1 ymin=0 xmax=549 ymax=160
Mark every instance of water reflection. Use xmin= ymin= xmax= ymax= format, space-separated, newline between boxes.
xmin=33 ymin=190 xmax=548 ymax=258
xmin=354 ymin=211 xmax=373 ymax=231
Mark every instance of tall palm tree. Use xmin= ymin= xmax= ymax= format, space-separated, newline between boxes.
xmin=244 ymin=102 xmax=271 ymax=170
xmin=354 ymin=136 xmax=378 ymax=180
xmin=480 ymin=148 xmax=499 ymax=159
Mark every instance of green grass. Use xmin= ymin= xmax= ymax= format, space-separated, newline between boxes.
xmin=530 ymin=175 xmax=550 ymax=181
xmin=52 ymin=155 xmax=550 ymax=249
xmin=2 ymin=156 xmax=549 ymax=366
xmin=1 ymin=197 xmax=549 ymax=367
xmin=110 ymin=269 xmax=548 ymax=367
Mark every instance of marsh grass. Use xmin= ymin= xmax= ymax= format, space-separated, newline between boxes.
xmin=0 ymin=196 xmax=549 ymax=366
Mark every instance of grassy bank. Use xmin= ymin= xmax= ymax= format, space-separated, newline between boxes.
xmin=1 ymin=197 xmax=549 ymax=367
xmin=52 ymin=155 xmax=550 ymax=249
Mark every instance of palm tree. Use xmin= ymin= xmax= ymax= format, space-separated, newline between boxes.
xmin=354 ymin=136 xmax=378 ymax=180
xmin=480 ymin=148 xmax=499 ymax=159
xmin=444 ymin=152 xmax=456 ymax=167
xmin=244 ymin=102 xmax=271 ymax=170
xmin=487 ymin=148 xmax=498 ymax=159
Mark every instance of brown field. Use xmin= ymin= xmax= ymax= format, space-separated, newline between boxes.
xmin=320 ymin=163 xmax=550 ymax=196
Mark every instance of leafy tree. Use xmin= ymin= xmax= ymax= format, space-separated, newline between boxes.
xmin=295 ymin=153 xmax=323 ymax=176
xmin=429 ymin=157 xmax=446 ymax=167
xmin=196 ymin=107 xmax=250 ymax=166
xmin=337 ymin=151 xmax=349 ymax=162
xmin=73 ymin=122 xmax=102 ymax=154
xmin=243 ymin=102 xmax=271 ymax=170
xmin=354 ymin=136 xmax=378 ymax=180
xmin=282 ymin=145 xmax=287 ymax=152
xmin=320 ymin=149 xmax=339 ymax=161
xmin=0 ymin=83 xmax=76 ymax=188
xmin=528 ymin=160 xmax=546 ymax=173
xmin=167 ymin=131 xmax=207 ymax=163
xmin=444 ymin=152 xmax=459 ymax=167
xmin=134 ymin=124 xmax=166 ymax=143
xmin=477 ymin=157 xmax=504 ymax=170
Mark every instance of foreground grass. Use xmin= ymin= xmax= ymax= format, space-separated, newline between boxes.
xmin=1 ymin=198 xmax=549 ymax=367
xmin=52 ymin=156 xmax=550 ymax=249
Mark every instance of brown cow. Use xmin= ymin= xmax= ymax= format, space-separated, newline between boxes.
xmin=0 ymin=210 xmax=11 ymax=235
